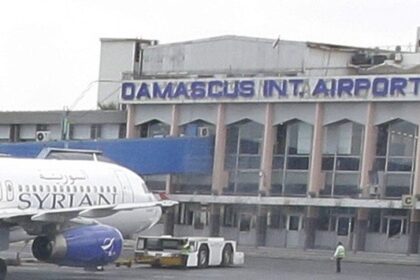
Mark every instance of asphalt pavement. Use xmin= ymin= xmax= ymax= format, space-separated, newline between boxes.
xmin=239 ymin=246 xmax=420 ymax=266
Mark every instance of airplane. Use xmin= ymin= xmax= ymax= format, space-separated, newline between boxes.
xmin=0 ymin=156 xmax=177 ymax=280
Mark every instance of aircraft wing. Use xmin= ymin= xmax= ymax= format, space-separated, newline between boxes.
xmin=0 ymin=200 xmax=178 ymax=224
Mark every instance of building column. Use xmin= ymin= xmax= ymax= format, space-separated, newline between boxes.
xmin=304 ymin=206 xmax=318 ymax=250
xmin=211 ymin=104 xmax=227 ymax=195
xmin=308 ymin=103 xmax=324 ymax=196
xmin=256 ymin=206 xmax=268 ymax=247
xmin=126 ymin=104 xmax=137 ymax=138
xmin=259 ymin=104 xmax=275 ymax=195
xmin=165 ymin=105 xmax=180 ymax=194
xmin=359 ymin=103 xmax=377 ymax=197
xmin=354 ymin=103 xmax=377 ymax=252
xmin=408 ymin=125 xmax=420 ymax=254
xmin=164 ymin=105 xmax=179 ymax=235
xmin=303 ymin=103 xmax=324 ymax=249
xmin=354 ymin=209 xmax=369 ymax=252
xmin=408 ymin=211 xmax=420 ymax=254
xmin=209 ymin=204 xmax=221 ymax=237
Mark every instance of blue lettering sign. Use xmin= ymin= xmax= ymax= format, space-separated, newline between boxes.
xmin=208 ymin=80 xmax=223 ymax=98
xmin=190 ymin=81 xmax=206 ymax=99
xmin=390 ymin=77 xmax=407 ymax=95
xmin=289 ymin=79 xmax=304 ymax=96
xmin=121 ymin=83 xmax=135 ymax=100
xmin=337 ymin=78 xmax=354 ymax=97
xmin=354 ymin=78 xmax=370 ymax=96
xmin=372 ymin=78 xmax=389 ymax=97
xmin=238 ymin=80 xmax=255 ymax=97
xmin=153 ymin=82 xmax=173 ymax=98
xmin=409 ymin=77 xmax=420 ymax=95
xmin=312 ymin=79 xmax=329 ymax=96
xmin=136 ymin=83 xmax=151 ymax=99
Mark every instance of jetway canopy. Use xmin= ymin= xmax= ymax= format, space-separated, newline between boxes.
xmin=0 ymin=137 xmax=214 ymax=175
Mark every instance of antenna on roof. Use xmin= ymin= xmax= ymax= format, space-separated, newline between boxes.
xmin=272 ymin=36 xmax=281 ymax=49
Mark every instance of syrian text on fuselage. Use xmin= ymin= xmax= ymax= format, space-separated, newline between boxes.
xmin=18 ymin=192 xmax=117 ymax=210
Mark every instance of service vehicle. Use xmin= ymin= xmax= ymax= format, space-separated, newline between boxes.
xmin=134 ymin=235 xmax=244 ymax=268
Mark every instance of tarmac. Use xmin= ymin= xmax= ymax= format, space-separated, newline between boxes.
xmin=4 ymin=241 xmax=420 ymax=267
xmin=239 ymin=245 xmax=420 ymax=266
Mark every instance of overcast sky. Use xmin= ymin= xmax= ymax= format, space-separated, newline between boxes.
xmin=0 ymin=0 xmax=419 ymax=111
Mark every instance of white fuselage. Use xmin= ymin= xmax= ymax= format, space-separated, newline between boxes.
xmin=0 ymin=158 xmax=162 ymax=242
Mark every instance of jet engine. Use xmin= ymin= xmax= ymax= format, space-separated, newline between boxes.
xmin=32 ymin=224 xmax=123 ymax=267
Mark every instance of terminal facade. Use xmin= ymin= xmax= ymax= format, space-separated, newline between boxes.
xmin=98 ymin=33 xmax=420 ymax=254
xmin=3 ymin=32 xmax=420 ymax=253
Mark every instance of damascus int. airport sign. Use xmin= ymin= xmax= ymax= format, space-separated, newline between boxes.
xmin=121 ymin=75 xmax=420 ymax=103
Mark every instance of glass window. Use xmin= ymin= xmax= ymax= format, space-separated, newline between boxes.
xmin=288 ymin=215 xmax=301 ymax=231
xmin=388 ymin=121 xmax=416 ymax=157
xmin=235 ymin=171 xmax=259 ymax=194
xmin=222 ymin=205 xmax=237 ymax=227
xmin=271 ymin=171 xmax=283 ymax=195
xmin=376 ymin=126 xmax=388 ymax=156
xmin=226 ymin=126 xmax=239 ymax=154
xmin=284 ymin=172 xmax=307 ymax=195
xmin=274 ymin=124 xmax=286 ymax=155
xmin=286 ymin=156 xmax=309 ymax=170
xmin=333 ymin=173 xmax=359 ymax=196
xmin=337 ymin=217 xmax=351 ymax=236
xmin=238 ymin=121 xmax=263 ymax=154
xmin=138 ymin=120 xmax=170 ymax=138
xmin=336 ymin=157 xmax=359 ymax=171
xmin=387 ymin=158 xmax=413 ymax=172
xmin=320 ymin=172 xmax=333 ymax=196
xmin=239 ymin=215 xmax=252 ymax=231
xmin=323 ymin=121 xmax=363 ymax=155
xmin=272 ymin=155 xmax=284 ymax=169
xmin=385 ymin=174 xmax=411 ymax=197
xmin=287 ymin=122 xmax=312 ymax=155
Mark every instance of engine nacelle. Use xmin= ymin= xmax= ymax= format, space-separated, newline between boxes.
xmin=32 ymin=225 xmax=123 ymax=267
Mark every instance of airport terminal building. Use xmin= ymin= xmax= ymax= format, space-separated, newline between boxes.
xmin=97 ymin=33 xmax=420 ymax=254
xmin=3 ymin=32 xmax=420 ymax=254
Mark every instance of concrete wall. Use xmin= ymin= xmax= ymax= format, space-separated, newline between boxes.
xmin=98 ymin=40 xmax=135 ymax=106
xmin=365 ymin=233 xmax=408 ymax=253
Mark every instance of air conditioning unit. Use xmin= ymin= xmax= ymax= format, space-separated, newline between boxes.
xmin=197 ymin=127 xmax=209 ymax=137
xmin=35 ymin=131 xmax=51 ymax=142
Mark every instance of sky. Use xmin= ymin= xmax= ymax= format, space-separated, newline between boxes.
xmin=0 ymin=0 xmax=419 ymax=111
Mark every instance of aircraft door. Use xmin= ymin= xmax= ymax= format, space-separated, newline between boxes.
xmin=4 ymin=180 xmax=14 ymax=201
xmin=115 ymin=171 xmax=134 ymax=203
